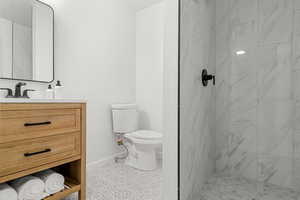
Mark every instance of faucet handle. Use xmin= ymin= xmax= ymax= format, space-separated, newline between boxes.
xmin=0 ymin=88 xmax=13 ymax=98
xmin=22 ymin=89 xmax=35 ymax=99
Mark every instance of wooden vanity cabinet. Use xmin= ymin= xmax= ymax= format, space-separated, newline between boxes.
xmin=0 ymin=103 xmax=86 ymax=200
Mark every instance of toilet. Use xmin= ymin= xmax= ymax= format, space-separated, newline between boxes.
xmin=111 ymin=104 xmax=162 ymax=171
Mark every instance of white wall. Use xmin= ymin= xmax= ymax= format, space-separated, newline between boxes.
xmin=136 ymin=2 xmax=164 ymax=132
xmin=0 ymin=0 xmax=137 ymax=164
xmin=51 ymin=0 xmax=136 ymax=163
xmin=163 ymin=0 xmax=178 ymax=199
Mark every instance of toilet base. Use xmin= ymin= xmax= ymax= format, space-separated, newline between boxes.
xmin=125 ymin=143 xmax=158 ymax=171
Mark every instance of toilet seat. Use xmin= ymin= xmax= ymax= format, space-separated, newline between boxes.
xmin=129 ymin=130 xmax=162 ymax=139
xmin=125 ymin=130 xmax=162 ymax=144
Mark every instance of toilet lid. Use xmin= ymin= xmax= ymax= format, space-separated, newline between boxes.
xmin=130 ymin=130 xmax=162 ymax=140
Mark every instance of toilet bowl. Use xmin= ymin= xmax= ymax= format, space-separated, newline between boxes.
xmin=124 ymin=130 xmax=162 ymax=171
xmin=111 ymin=104 xmax=163 ymax=171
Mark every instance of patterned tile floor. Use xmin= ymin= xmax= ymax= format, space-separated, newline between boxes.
xmin=62 ymin=162 xmax=300 ymax=200
xmin=200 ymin=175 xmax=300 ymax=200
xmin=63 ymin=161 xmax=162 ymax=200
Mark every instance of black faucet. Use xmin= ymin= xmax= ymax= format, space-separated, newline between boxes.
xmin=22 ymin=89 xmax=36 ymax=98
xmin=0 ymin=82 xmax=35 ymax=98
xmin=14 ymin=82 xmax=26 ymax=98
xmin=0 ymin=88 xmax=14 ymax=98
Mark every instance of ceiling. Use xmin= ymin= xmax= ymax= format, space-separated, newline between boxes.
xmin=128 ymin=0 xmax=163 ymax=11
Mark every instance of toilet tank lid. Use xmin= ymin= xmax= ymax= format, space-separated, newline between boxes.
xmin=111 ymin=104 xmax=137 ymax=110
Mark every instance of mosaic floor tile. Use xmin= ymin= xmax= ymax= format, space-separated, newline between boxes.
xmin=63 ymin=161 xmax=162 ymax=200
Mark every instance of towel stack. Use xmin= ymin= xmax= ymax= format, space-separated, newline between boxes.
xmin=34 ymin=170 xmax=65 ymax=195
xmin=10 ymin=176 xmax=48 ymax=200
xmin=0 ymin=183 xmax=18 ymax=200
xmin=0 ymin=170 xmax=65 ymax=200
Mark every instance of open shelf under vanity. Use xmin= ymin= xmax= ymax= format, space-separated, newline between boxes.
xmin=43 ymin=178 xmax=80 ymax=200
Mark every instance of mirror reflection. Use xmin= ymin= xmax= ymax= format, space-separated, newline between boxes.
xmin=0 ymin=0 xmax=53 ymax=82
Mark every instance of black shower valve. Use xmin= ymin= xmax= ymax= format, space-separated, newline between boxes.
xmin=202 ymin=69 xmax=215 ymax=87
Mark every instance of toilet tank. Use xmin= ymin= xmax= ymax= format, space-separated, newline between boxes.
xmin=111 ymin=104 xmax=138 ymax=134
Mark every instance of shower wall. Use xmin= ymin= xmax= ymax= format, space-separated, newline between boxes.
xmin=216 ymin=0 xmax=300 ymax=189
xmin=180 ymin=0 xmax=216 ymax=199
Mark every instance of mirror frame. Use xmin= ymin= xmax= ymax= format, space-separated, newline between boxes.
xmin=0 ymin=0 xmax=54 ymax=83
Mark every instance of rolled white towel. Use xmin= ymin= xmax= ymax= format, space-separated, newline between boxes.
xmin=10 ymin=176 xmax=46 ymax=200
xmin=0 ymin=183 xmax=18 ymax=200
xmin=34 ymin=170 xmax=65 ymax=195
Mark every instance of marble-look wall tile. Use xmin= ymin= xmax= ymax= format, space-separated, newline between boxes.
xmin=259 ymin=0 xmax=293 ymax=44
xmin=230 ymin=0 xmax=258 ymax=25
xmin=293 ymin=11 xmax=300 ymax=69
xmin=215 ymin=66 xmax=230 ymax=174
xmin=292 ymin=132 xmax=300 ymax=189
xmin=225 ymin=0 xmax=259 ymax=181
xmin=295 ymin=102 xmax=300 ymax=131
xmin=293 ymin=70 xmax=300 ymax=100
xmin=258 ymin=155 xmax=293 ymax=188
xmin=180 ymin=0 xmax=300 ymax=195
xmin=292 ymin=158 xmax=300 ymax=190
xmin=228 ymin=106 xmax=257 ymax=179
xmin=293 ymin=134 xmax=300 ymax=190
xmin=216 ymin=0 xmax=230 ymax=24
xmin=293 ymin=41 xmax=300 ymax=70
xmin=231 ymin=21 xmax=257 ymax=50
xmin=293 ymin=133 xmax=300 ymax=158
xmin=257 ymin=99 xmax=293 ymax=189
xmin=216 ymin=23 xmax=230 ymax=67
xmin=295 ymin=0 xmax=300 ymax=10
xmin=257 ymin=44 xmax=292 ymax=100
xmin=215 ymin=134 xmax=229 ymax=173
xmin=216 ymin=0 xmax=297 ymax=190
xmin=230 ymin=151 xmax=257 ymax=179
xmin=215 ymin=0 xmax=231 ymax=176
xmin=180 ymin=0 xmax=216 ymax=199
xmin=230 ymin=24 xmax=257 ymax=83
xmin=294 ymin=11 xmax=300 ymax=35
xmin=230 ymin=76 xmax=257 ymax=114
xmin=257 ymin=100 xmax=293 ymax=156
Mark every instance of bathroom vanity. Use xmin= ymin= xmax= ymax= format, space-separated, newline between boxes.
xmin=0 ymin=0 xmax=86 ymax=198
xmin=0 ymin=100 xmax=86 ymax=200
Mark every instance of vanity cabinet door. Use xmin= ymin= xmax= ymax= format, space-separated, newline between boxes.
xmin=0 ymin=132 xmax=80 ymax=177
xmin=0 ymin=109 xmax=81 ymax=143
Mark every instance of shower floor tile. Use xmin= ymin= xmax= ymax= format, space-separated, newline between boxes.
xmin=200 ymin=175 xmax=300 ymax=200
xmin=63 ymin=161 xmax=162 ymax=200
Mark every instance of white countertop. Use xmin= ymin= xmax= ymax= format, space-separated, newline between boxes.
xmin=0 ymin=98 xmax=86 ymax=103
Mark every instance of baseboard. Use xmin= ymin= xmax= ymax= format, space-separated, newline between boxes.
xmin=87 ymin=149 xmax=163 ymax=168
xmin=87 ymin=151 xmax=126 ymax=168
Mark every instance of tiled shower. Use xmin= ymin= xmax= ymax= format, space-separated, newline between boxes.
xmin=180 ymin=0 xmax=300 ymax=199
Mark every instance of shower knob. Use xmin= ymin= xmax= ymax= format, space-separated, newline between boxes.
xmin=202 ymin=69 xmax=215 ymax=87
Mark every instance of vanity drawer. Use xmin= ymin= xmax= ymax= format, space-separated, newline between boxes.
xmin=0 ymin=133 xmax=81 ymax=177
xmin=0 ymin=109 xmax=81 ymax=143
